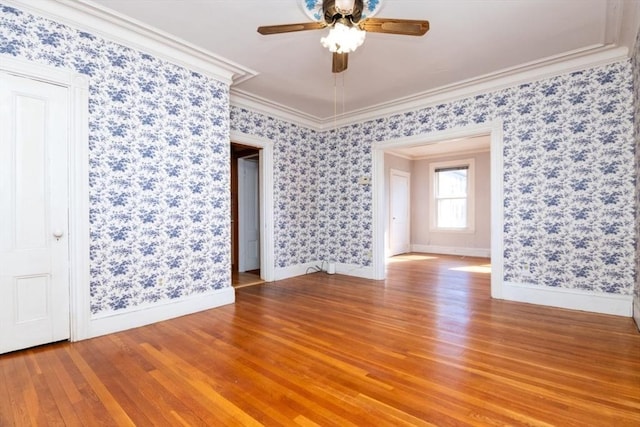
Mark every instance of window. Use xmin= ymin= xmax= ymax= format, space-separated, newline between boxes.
xmin=430 ymin=159 xmax=475 ymax=232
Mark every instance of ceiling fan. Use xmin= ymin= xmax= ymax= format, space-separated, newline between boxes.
xmin=257 ymin=0 xmax=430 ymax=73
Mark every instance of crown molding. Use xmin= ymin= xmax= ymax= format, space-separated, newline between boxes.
xmin=230 ymin=44 xmax=629 ymax=131
xmin=230 ymin=88 xmax=321 ymax=130
xmin=5 ymin=1 xmax=630 ymax=131
xmin=4 ymin=0 xmax=258 ymax=85
xmin=321 ymin=44 xmax=628 ymax=128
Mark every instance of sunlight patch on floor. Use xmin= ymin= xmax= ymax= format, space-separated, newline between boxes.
xmin=387 ymin=254 xmax=439 ymax=263
xmin=450 ymin=264 xmax=492 ymax=273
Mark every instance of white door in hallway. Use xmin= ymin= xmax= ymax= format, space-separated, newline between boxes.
xmin=238 ymin=156 xmax=260 ymax=272
xmin=0 ymin=72 xmax=70 ymax=354
xmin=389 ymin=169 xmax=410 ymax=257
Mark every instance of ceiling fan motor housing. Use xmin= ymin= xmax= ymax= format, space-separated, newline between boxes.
xmin=324 ymin=0 xmax=363 ymax=26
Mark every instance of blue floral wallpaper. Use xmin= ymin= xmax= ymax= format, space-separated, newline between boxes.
xmin=632 ymin=28 xmax=640 ymax=304
xmin=2 ymin=0 xmax=636 ymax=318
xmin=366 ymin=63 xmax=634 ymax=294
xmin=230 ymin=109 xmax=321 ymax=267
xmin=0 ymin=4 xmax=231 ymax=314
xmin=233 ymin=61 xmax=636 ymax=296
xmin=231 ymin=108 xmax=375 ymax=267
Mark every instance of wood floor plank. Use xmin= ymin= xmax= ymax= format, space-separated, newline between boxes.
xmin=0 ymin=354 xmax=17 ymax=426
xmin=137 ymin=340 xmax=263 ymax=426
xmin=186 ymin=312 xmax=417 ymax=426
xmin=64 ymin=345 xmax=136 ymax=426
xmin=0 ymin=254 xmax=638 ymax=426
xmin=55 ymin=345 xmax=117 ymax=426
xmin=143 ymin=323 xmax=365 ymax=426
xmin=172 ymin=308 xmax=424 ymax=426
xmin=23 ymin=349 xmax=66 ymax=427
xmin=34 ymin=346 xmax=85 ymax=427
xmin=5 ymin=353 xmax=41 ymax=426
xmin=76 ymin=334 xmax=190 ymax=426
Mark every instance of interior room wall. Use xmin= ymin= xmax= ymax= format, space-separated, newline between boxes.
xmin=631 ymin=23 xmax=640 ymax=328
xmin=230 ymin=107 xmax=320 ymax=268
xmin=327 ymin=60 xmax=635 ymax=296
xmin=411 ymin=151 xmax=491 ymax=255
xmin=233 ymin=59 xmax=636 ymax=298
xmin=4 ymin=1 xmax=635 ymax=322
xmin=1 ymin=4 xmax=232 ymax=316
xmin=314 ymin=128 xmax=374 ymax=267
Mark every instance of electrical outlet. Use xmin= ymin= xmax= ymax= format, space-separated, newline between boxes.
xmin=358 ymin=176 xmax=371 ymax=185
xmin=521 ymin=262 xmax=533 ymax=278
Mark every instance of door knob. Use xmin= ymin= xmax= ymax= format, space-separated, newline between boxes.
xmin=53 ymin=230 xmax=63 ymax=240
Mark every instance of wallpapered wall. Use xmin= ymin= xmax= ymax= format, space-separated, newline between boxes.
xmin=0 ymin=4 xmax=231 ymax=315
xmin=233 ymin=60 xmax=636 ymax=296
xmin=632 ymin=28 xmax=640 ymax=304
xmin=231 ymin=110 xmax=321 ymax=267
xmin=355 ymin=65 xmax=635 ymax=294
xmin=231 ymin=108 xmax=373 ymax=267
xmin=2 ymin=2 xmax=636 ymax=321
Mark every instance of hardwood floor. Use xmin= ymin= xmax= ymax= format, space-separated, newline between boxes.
xmin=1 ymin=253 xmax=639 ymax=426
xmin=232 ymin=270 xmax=264 ymax=288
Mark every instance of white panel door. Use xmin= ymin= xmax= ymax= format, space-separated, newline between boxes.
xmin=0 ymin=72 xmax=70 ymax=354
xmin=389 ymin=170 xmax=410 ymax=257
xmin=238 ymin=156 xmax=260 ymax=272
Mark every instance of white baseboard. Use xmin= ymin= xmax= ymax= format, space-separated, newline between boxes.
xmin=85 ymin=287 xmax=235 ymax=339
xmin=502 ymin=281 xmax=633 ymax=317
xmin=274 ymin=262 xmax=323 ymax=280
xmin=411 ymin=244 xmax=491 ymax=258
xmin=633 ymin=295 xmax=640 ymax=331
xmin=334 ymin=263 xmax=375 ymax=280
xmin=274 ymin=261 xmax=375 ymax=281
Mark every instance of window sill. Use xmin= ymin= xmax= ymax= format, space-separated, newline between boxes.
xmin=429 ymin=227 xmax=476 ymax=234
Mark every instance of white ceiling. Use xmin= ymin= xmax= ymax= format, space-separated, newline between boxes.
xmin=72 ymin=0 xmax=639 ymax=123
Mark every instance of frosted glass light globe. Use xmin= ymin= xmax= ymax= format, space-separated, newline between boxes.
xmin=320 ymin=22 xmax=366 ymax=54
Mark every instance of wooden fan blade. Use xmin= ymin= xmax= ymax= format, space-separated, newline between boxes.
xmin=257 ymin=22 xmax=326 ymax=35
xmin=332 ymin=52 xmax=348 ymax=73
xmin=359 ymin=18 xmax=429 ymax=36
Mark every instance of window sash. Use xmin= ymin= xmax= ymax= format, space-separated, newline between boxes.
xmin=435 ymin=167 xmax=468 ymax=198
xmin=434 ymin=166 xmax=469 ymax=229
xmin=429 ymin=158 xmax=475 ymax=233
xmin=436 ymin=198 xmax=467 ymax=228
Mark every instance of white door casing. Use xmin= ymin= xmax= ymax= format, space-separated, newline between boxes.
xmin=0 ymin=72 xmax=70 ymax=354
xmin=238 ymin=155 xmax=260 ymax=272
xmin=372 ymin=121 xmax=504 ymax=298
xmin=229 ymin=131 xmax=274 ymax=282
xmin=389 ymin=169 xmax=411 ymax=257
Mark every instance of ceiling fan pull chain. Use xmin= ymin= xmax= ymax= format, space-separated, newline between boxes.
xmin=342 ymin=72 xmax=346 ymax=115
xmin=334 ymin=73 xmax=338 ymax=132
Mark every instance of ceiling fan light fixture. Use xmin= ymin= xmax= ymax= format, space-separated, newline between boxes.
xmin=320 ymin=22 xmax=366 ymax=54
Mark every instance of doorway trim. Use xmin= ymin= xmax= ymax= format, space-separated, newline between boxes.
xmin=230 ymin=131 xmax=275 ymax=282
xmin=1 ymin=56 xmax=91 ymax=341
xmin=372 ymin=120 xmax=504 ymax=298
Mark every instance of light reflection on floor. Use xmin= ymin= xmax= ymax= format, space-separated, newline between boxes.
xmin=450 ymin=264 xmax=492 ymax=274
xmin=386 ymin=254 xmax=438 ymax=263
